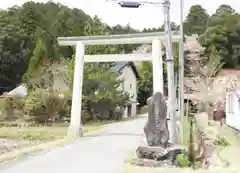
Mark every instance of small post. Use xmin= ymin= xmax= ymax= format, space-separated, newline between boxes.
xmin=152 ymin=39 xmax=164 ymax=94
xmin=68 ymin=41 xmax=85 ymax=137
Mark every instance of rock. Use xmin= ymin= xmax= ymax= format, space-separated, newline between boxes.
xmin=136 ymin=144 xmax=186 ymax=164
xmin=144 ymin=92 xmax=169 ymax=147
xmin=136 ymin=145 xmax=168 ymax=161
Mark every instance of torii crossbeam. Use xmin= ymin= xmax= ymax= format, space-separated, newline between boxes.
xmin=57 ymin=31 xmax=181 ymax=137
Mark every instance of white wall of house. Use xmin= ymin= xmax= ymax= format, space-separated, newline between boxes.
xmin=226 ymin=91 xmax=240 ymax=131
xmin=120 ymin=65 xmax=138 ymax=118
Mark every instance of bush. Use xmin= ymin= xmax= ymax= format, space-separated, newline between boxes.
xmin=42 ymin=88 xmax=66 ymax=122
xmin=1 ymin=96 xmax=25 ymax=120
xmin=176 ymin=153 xmax=201 ymax=168
xmin=213 ymin=135 xmax=230 ymax=147
xmin=176 ymin=117 xmax=200 ymax=169
xmin=24 ymin=89 xmax=46 ymax=123
xmin=176 ymin=154 xmax=190 ymax=167
xmin=24 ymin=88 xmax=66 ymax=124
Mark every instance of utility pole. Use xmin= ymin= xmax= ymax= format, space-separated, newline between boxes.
xmin=107 ymin=0 xmax=178 ymax=145
xmin=162 ymin=0 xmax=178 ymax=145
xmin=179 ymin=0 xmax=185 ymax=145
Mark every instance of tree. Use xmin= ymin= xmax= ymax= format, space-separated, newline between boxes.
xmin=216 ymin=4 xmax=235 ymax=15
xmin=0 ymin=1 xmax=139 ymax=93
xmin=138 ymin=62 xmax=153 ymax=106
xmin=60 ymin=59 xmax=130 ymax=121
xmin=199 ymin=9 xmax=240 ymax=68
xmin=137 ymin=42 xmax=179 ymax=106
xmin=185 ymin=46 xmax=224 ymax=111
xmin=183 ymin=5 xmax=209 ymax=35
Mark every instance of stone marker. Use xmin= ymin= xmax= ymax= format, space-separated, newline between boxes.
xmin=136 ymin=92 xmax=185 ymax=165
xmin=143 ymin=92 xmax=169 ymax=147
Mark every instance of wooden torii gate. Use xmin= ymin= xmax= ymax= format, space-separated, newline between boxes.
xmin=57 ymin=31 xmax=181 ymax=137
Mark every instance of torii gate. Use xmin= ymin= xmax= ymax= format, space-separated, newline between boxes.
xmin=57 ymin=32 xmax=181 ymax=137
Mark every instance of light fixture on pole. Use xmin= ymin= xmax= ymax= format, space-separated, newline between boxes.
xmin=118 ymin=1 xmax=142 ymax=8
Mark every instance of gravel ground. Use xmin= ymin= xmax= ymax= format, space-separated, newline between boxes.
xmin=0 ymin=139 xmax=42 ymax=155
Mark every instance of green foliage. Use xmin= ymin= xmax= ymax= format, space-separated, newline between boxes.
xmin=194 ymin=161 xmax=201 ymax=168
xmin=137 ymin=62 xmax=153 ymax=106
xmin=137 ymin=43 xmax=179 ymax=107
xmin=23 ymin=38 xmax=47 ymax=84
xmin=60 ymin=59 xmax=130 ymax=121
xmin=216 ymin=4 xmax=235 ymax=15
xmin=184 ymin=5 xmax=209 ymax=35
xmin=24 ymin=88 xmax=66 ymax=123
xmin=0 ymin=1 xmax=139 ymax=92
xmin=188 ymin=117 xmax=196 ymax=163
xmin=24 ymin=89 xmax=45 ymax=122
xmin=42 ymin=88 xmax=66 ymax=121
xmin=176 ymin=154 xmax=190 ymax=167
xmin=176 ymin=153 xmax=201 ymax=168
xmin=198 ymin=5 xmax=240 ymax=69
xmin=2 ymin=96 xmax=25 ymax=119
xmin=184 ymin=4 xmax=240 ymax=70
xmin=214 ymin=135 xmax=230 ymax=146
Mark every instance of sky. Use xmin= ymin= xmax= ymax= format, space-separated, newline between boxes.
xmin=1 ymin=0 xmax=240 ymax=30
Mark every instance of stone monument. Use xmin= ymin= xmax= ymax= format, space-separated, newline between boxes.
xmin=144 ymin=92 xmax=169 ymax=147
xmin=136 ymin=92 xmax=184 ymax=164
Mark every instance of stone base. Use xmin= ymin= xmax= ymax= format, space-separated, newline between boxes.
xmin=136 ymin=144 xmax=186 ymax=164
xmin=136 ymin=146 xmax=168 ymax=161
xmin=67 ymin=125 xmax=84 ymax=137
xmin=130 ymin=157 xmax=174 ymax=168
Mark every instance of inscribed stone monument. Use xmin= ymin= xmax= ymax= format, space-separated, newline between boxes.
xmin=143 ymin=92 xmax=169 ymax=147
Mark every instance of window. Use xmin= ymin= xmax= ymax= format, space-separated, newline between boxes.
xmin=130 ymin=84 xmax=132 ymax=88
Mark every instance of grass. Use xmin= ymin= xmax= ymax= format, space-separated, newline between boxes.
xmin=0 ymin=120 xmax=112 ymax=141
xmin=0 ymin=120 xmax=113 ymax=163
xmin=0 ymin=114 xmax=142 ymax=162
xmin=123 ymin=164 xmax=239 ymax=173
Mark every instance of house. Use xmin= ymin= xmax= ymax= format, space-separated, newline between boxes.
xmin=113 ymin=62 xmax=140 ymax=118
xmin=226 ymin=90 xmax=240 ymax=131
xmin=222 ymin=69 xmax=240 ymax=130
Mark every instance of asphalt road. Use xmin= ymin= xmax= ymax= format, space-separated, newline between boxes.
xmin=0 ymin=115 xmax=146 ymax=173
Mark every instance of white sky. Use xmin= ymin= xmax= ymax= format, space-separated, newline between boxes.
xmin=1 ymin=0 xmax=240 ymax=29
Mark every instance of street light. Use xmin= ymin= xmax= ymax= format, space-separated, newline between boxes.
xmin=107 ymin=0 xmax=164 ymax=7
xmin=118 ymin=1 xmax=142 ymax=8
xmin=107 ymin=0 xmax=178 ymax=145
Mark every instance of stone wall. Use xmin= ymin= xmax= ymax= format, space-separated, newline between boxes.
xmin=194 ymin=112 xmax=216 ymax=168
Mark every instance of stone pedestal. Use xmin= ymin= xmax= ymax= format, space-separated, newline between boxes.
xmin=136 ymin=144 xmax=186 ymax=163
xmin=136 ymin=145 xmax=168 ymax=161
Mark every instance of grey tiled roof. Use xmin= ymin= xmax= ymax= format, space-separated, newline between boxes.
xmin=111 ymin=62 xmax=128 ymax=73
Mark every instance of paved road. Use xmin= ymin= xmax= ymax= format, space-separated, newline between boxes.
xmin=0 ymin=115 xmax=146 ymax=173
